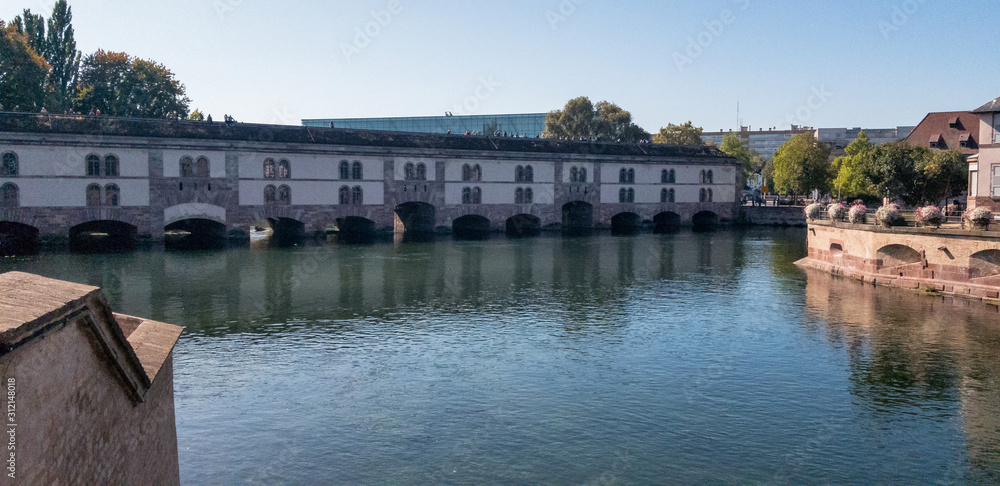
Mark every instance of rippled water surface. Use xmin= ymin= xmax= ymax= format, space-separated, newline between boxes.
xmin=3 ymin=229 xmax=999 ymax=484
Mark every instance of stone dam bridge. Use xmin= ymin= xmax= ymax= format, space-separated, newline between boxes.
xmin=0 ymin=113 xmax=741 ymax=248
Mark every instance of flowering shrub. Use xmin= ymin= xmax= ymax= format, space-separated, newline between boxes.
xmin=827 ymin=202 xmax=847 ymax=221
xmin=945 ymin=203 xmax=961 ymax=215
xmin=915 ymin=206 xmax=943 ymax=227
xmin=964 ymin=207 xmax=992 ymax=227
xmin=876 ymin=203 xmax=905 ymax=227
xmin=804 ymin=203 xmax=823 ymax=220
xmin=848 ymin=204 xmax=868 ymax=224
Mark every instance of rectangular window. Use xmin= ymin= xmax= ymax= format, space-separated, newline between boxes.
xmin=993 ymin=166 xmax=1000 ymax=197
xmin=970 ymin=170 xmax=978 ymax=197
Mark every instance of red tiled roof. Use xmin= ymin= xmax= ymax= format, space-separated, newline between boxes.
xmin=903 ymin=111 xmax=979 ymax=155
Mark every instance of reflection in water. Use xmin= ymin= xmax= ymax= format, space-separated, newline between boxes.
xmin=1 ymin=229 xmax=998 ymax=483
xmin=805 ymin=270 xmax=1000 ymax=478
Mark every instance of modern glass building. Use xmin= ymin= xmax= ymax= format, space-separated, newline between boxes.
xmin=302 ymin=113 xmax=548 ymax=137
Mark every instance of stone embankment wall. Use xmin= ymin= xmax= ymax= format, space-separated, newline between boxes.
xmin=738 ymin=206 xmax=807 ymax=227
xmin=796 ymin=222 xmax=1000 ymax=303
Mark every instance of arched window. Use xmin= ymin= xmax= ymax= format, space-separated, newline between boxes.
xmin=699 ymin=170 xmax=706 ymax=184
xmin=620 ymin=168 xmax=628 ymax=183
xmin=263 ymin=158 xmax=275 ymax=178
xmin=699 ymin=188 xmax=707 ymax=202
xmin=462 ymin=187 xmax=472 ymax=204
xmin=352 ymin=161 xmax=363 ymax=180
xmin=103 ymin=155 xmax=118 ymax=177
xmin=86 ymin=183 xmax=102 ymax=206
xmin=619 ymin=188 xmax=628 ymax=203
xmin=196 ymin=156 xmax=209 ymax=178
xmin=404 ymin=163 xmax=415 ymax=181
xmin=627 ymin=169 xmax=635 ymax=184
xmin=661 ymin=188 xmax=669 ymax=203
xmin=462 ymin=164 xmax=472 ymax=182
xmin=627 ymin=188 xmax=635 ymax=203
xmin=1 ymin=152 xmax=17 ymax=177
xmin=669 ymin=188 xmax=675 ymax=203
xmin=706 ymin=170 xmax=713 ymax=184
xmin=278 ymin=185 xmax=291 ymax=205
xmin=264 ymin=185 xmax=277 ymax=205
xmin=277 ymin=159 xmax=290 ymax=179
xmin=515 ymin=187 xmax=524 ymax=204
xmin=525 ymin=187 xmax=533 ymax=204
xmin=339 ymin=185 xmax=350 ymax=205
xmin=472 ymin=187 xmax=482 ymax=204
xmin=182 ymin=157 xmax=195 ymax=177
xmin=579 ymin=168 xmax=587 ymax=183
xmin=669 ymin=169 xmax=676 ymax=183
xmin=104 ymin=184 xmax=120 ymax=207
xmin=416 ymin=163 xmax=427 ymax=181
xmin=707 ymin=188 xmax=713 ymax=202
xmin=525 ymin=165 xmax=534 ymax=183
xmin=472 ymin=164 xmax=482 ymax=182
xmin=570 ymin=167 xmax=579 ymax=183
xmin=661 ymin=170 xmax=669 ymax=184
xmin=0 ymin=183 xmax=18 ymax=207
xmin=352 ymin=186 xmax=363 ymax=205
xmin=87 ymin=154 xmax=101 ymax=176
xmin=339 ymin=161 xmax=350 ymax=180
xmin=515 ymin=165 xmax=525 ymax=182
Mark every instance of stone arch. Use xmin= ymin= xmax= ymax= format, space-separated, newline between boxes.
xmin=69 ymin=220 xmax=138 ymax=253
xmin=0 ymin=221 xmax=40 ymax=255
xmin=611 ymin=212 xmax=641 ymax=235
xmin=970 ymin=249 xmax=1000 ymax=278
xmin=653 ymin=211 xmax=681 ymax=233
xmin=830 ymin=243 xmax=844 ymax=256
xmin=164 ymin=203 xmax=226 ymax=227
xmin=506 ymin=214 xmax=541 ymax=238
xmin=394 ymin=201 xmax=436 ymax=234
xmin=876 ymin=244 xmax=922 ymax=270
xmin=265 ymin=217 xmax=306 ymax=245
xmin=453 ymin=214 xmax=491 ymax=240
xmin=164 ymin=219 xmax=227 ymax=250
xmin=335 ymin=216 xmax=377 ymax=244
xmin=692 ymin=211 xmax=719 ymax=230
xmin=562 ymin=201 xmax=593 ymax=233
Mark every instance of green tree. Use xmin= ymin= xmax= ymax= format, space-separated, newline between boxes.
xmin=916 ymin=149 xmax=968 ymax=205
xmin=771 ymin=131 xmax=833 ymax=196
xmin=43 ymin=0 xmax=81 ymax=111
xmin=188 ymin=109 xmax=205 ymax=121
xmin=861 ymin=142 xmax=928 ymax=206
xmin=831 ymin=130 xmax=876 ymax=199
xmin=542 ymin=96 xmax=648 ymax=142
xmin=653 ymin=121 xmax=703 ymax=145
xmin=74 ymin=50 xmax=190 ymax=118
xmin=0 ymin=21 xmax=50 ymax=111
xmin=719 ymin=132 xmax=762 ymax=186
xmin=11 ymin=9 xmax=45 ymax=55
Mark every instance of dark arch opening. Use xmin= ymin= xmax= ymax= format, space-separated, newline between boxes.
xmin=562 ymin=201 xmax=593 ymax=237
xmin=69 ymin=220 xmax=137 ymax=253
xmin=165 ymin=219 xmax=227 ymax=250
xmin=876 ymin=244 xmax=922 ymax=271
xmin=653 ymin=212 xmax=681 ymax=234
xmin=970 ymin=249 xmax=1000 ymax=278
xmin=506 ymin=214 xmax=541 ymax=238
xmin=692 ymin=211 xmax=719 ymax=232
xmin=0 ymin=221 xmax=40 ymax=255
xmin=453 ymin=214 xmax=491 ymax=240
xmin=335 ymin=216 xmax=377 ymax=244
xmin=611 ymin=212 xmax=642 ymax=236
xmin=267 ymin=217 xmax=306 ymax=247
xmin=830 ymin=243 xmax=844 ymax=256
xmin=394 ymin=202 xmax=436 ymax=235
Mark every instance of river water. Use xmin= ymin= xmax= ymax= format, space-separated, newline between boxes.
xmin=2 ymin=229 xmax=999 ymax=484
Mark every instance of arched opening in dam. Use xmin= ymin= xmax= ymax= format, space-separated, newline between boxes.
xmin=69 ymin=220 xmax=138 ymax=253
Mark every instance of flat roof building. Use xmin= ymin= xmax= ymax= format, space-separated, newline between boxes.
xmin=302 ymin=113 xmax=548 ymax=137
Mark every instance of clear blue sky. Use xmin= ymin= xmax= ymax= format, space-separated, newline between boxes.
xmin=3 ymin=0 xmax=998 ymax=132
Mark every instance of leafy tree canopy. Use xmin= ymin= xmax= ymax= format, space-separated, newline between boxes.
xmin=719 ymin=131 xmax=763 ymax=186
xmin=771 ymin=131 xmax=833 ymax=195
xmin=543 ymin=96 xmax=650 ymax=142
xmin=11 ymin=1 xmax=81 ymax=111
xmin=74 ymin=50 xmax=190 ymax=118
xmin=653 ymin=121 xmax=703 ymax=146
xmin=0 ymin=21 xmax=50 ymax=112
xmin=831 ymin=130 xmax=876 ymax=199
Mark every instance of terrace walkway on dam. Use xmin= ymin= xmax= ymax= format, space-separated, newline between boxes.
xmin=0 ymin=113 xmax=741 ymax=250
